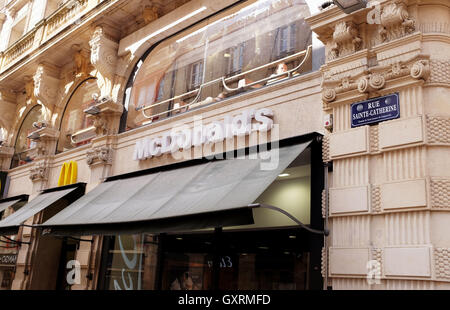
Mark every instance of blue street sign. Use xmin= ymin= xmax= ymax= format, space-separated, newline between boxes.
xmin=351 ymin=93 xmax=400 ymax=128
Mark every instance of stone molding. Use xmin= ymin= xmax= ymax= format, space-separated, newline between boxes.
xmin=435 ymin=248 xmax=450 ymax=280
xmin=86 ymin=146 xmax=113 ymax=166
xmin=322 ymin=54 xmax=430 ymax=104
xmin=325 ymin=114 xmax=450 ymax=161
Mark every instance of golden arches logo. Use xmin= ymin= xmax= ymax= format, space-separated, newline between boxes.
xmin=58 ymin=161 xmax=78 ymax=187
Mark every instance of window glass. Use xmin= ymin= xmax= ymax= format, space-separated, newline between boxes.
xmin=101 ymin=235 xmax=158 ymax=290
xmin=125 ymin=0 xmax=312 ymax=130
xmin=11 ymin=105 xmax=43 ymax=168
xmin=57 ymin=78 xmax=99 ymax=153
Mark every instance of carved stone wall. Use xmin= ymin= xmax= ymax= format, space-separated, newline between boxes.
xmin=308 ymin=0 xmax=450 ymax=290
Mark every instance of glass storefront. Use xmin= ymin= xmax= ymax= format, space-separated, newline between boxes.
xmin=0 ymin=200 xmax=27 ymax=290
xmin=11 ymin=105 xmax=44 ymax=168
xmin=57 ymin=78 xmax=100 ymax=153
xmin=124 ymin=0 xmax=312 ymax=130
xmin=98 ymin=143 xmax=319 ymax=290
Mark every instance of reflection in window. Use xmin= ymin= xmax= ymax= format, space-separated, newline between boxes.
xmin=125 ymin=0 xmax=312 ymax=130
xmin=57 ymin=78 xmax=99 ymax=153
xmin=101 ymin=234 xmax=158 ymax=290
xmin=11 ymin=105 xmax=43 ymax=168
xmin=225 ymin=43 xmax=245 ymax=76
xmin=188 ymin=61 xmax=204 ymax=91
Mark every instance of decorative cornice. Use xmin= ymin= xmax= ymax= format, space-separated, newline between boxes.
xmin=29 ymin=161 xmax=49 ymax=182
xmin=322 ymin=54 xmax=430 ymax=104
xmin=86 ymin=146 xmax=113 ymax=166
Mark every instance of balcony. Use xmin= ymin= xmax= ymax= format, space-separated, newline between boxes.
xmin=0 ymin=0 xmax=104 ymax=73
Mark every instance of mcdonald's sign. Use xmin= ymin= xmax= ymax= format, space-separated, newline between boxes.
xmin=58 ymin=161 xmax=78 ymax=187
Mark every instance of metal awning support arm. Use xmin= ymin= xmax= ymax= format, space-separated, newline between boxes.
xmin=0 ymin=235 xmax=31 ymax=245
xmin=248 ymin=203 xmax=330 ymax=236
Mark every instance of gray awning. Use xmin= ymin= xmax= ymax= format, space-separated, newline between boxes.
xmin=0 ymin=187 xmax=81 ymax=235
xmin=41 ymin=141 xmax=311 ymax=236
xmin=0 ymin=198 xmax=26 ymax=214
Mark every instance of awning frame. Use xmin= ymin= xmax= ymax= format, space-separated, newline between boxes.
xmin=0 ymin=183 xmax=86 ymax=235
xmin=41 ymin=133 xmax=325 ymax=237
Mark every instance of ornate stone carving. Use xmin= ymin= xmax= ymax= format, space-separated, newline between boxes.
xmin=410 ymin=59 xmax=430 ymax=80
xmin=427 ymin=115 xmax=450 ymax=144
xmin=322 ymin=88 xmax=336 ymax=103
xmin=357 ymin=73 xmax=386 ymax=93
xmin=33 ymin=63 xmax=59 ymax=107
xmin=29 ymin=161 xmax=49 ymax=182
xmin=429 ymin=60 xmax=450 ymax=85
xmin=369 ymin=125 xmax=379 ymax=153
xmin=142 ymin=6 xmax=159 ymax=24
xmin=435 ymin=248 xmax=450 ymax=280
xmin=72 ymin=44 xmax=90 ymax=77
xmin=322 ymin=190 xmax=327 ymax=219
xmin=328 ymin=21 xmax=362 ymax=60
xmin=322 ymin=76 xmax=359 ymax=103
xmin=89 ymin=26 xmax=119 ymax=100
xmin=379 ymin=1 xmax=415 ymax=43
xmin=371 ymin=248 xmax=383 ymax=272
xmin=27 ymin=127 xmax=59 ymax=159
xmin=322 ymin=135 xmax=330 ymax=162
xmin=430 ymin=178 xmax=450 ymax=209
xmin=323 ymin=54 xmax=430 ymax=102
xmin=86 ymin=146 xmax=113 ymax=166
xmin=321 ymin=247 xmax=328 ymax=278
xmin=24 ymin=76 xmax=36 ymax=105
xmin=371 ymin=185 xmax=381 ymax=213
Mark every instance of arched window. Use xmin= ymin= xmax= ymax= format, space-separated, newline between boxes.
xmin=123 ymin=0 xmax=312 ymax=131
xmin=11 ymin=105 xmax=43 ymax=168
xmin=57 ymin=78 xmax=99 ymax=153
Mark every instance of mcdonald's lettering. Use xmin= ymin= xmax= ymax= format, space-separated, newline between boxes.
xmin=58 ymin=161 xmax=78 ymax=187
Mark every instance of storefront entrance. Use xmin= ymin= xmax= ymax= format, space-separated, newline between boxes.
xmin=95 ymin=137 xmax=324 ymax=290
xmin=161 ymin=228 xmax=310 ymax=290
xmin=99 ymin=227 xmax=314 ymax=291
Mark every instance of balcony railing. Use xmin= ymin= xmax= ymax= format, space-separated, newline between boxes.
xmin=0 ymin=0 xmax=103 ymax=73
xmin=140 ymin=45 xmax=312 ymax=121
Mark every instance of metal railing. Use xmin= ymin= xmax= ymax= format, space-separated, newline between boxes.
xmin=141 ymin=45 xmax=312 ymax=120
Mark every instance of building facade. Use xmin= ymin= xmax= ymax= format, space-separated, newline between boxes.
xmin=0 ymin=0 xmax=447 ymax=290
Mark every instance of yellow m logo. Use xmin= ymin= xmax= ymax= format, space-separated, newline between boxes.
xmin=58 ymin=161 xmax=78 ymax=187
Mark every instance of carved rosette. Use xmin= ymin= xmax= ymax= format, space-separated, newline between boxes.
xmin=328 ymin=21 xmax=362 ymax=60
xmin=410 ymin=59 xmax=431 ymax=80
xmin=322 ymin=88 xmax=336 ymax=103
xmin=379 ymin=2 xmax=415 ymax=43
xmin=86 ymin=146 xmax=113 ymax=166
xmin=323 ymin=55 xmax=430 ymax=103
xmin=29 ymin=162 xmax=49 ymax=182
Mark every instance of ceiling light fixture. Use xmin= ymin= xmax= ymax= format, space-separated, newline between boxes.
xmin=278 ymin=173 xmax=290 ymax=177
